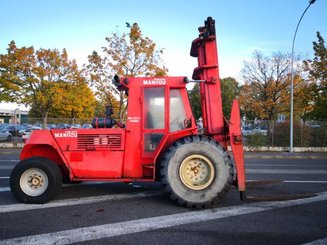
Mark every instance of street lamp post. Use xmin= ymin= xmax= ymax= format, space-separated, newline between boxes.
xmin=290 ymin=0 xmax=316 ymax=153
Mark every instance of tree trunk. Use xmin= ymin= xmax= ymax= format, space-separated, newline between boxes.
xmin=42 ymin=111 xmax=48 ymax=129
xmin=301 ymin=120 xmax=305 ymax=147
xmin=268 ymin=120 xmax=276 ymax=146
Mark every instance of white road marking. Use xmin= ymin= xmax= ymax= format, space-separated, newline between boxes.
xmin=0 ymin=160 xmax=19 ymax=162
xmin=1 ymin=191 xmax=327 ymax=245
xmin=1 ymin=178 xmax=326 ymax=194
xmin=247 ymin=164 xmax=327 ymax=167
xmin=246 ymin=180 xmax=327 ymax=184
xmin=246 ymin=169 xmax=327 ymax=174
xmin=0 ymin=187 xmax=10 ymax=192
xmin=245 ymin=155 xmax=327 ymax=159
xmin=0 ymin=181 xmax=146 ymax=192
xmin=0 ymin=190 xmax=162 ymax=214
xmin=0 ymin=166 xmax=14 ymax=170
xmin=283 ymin=180 xmax=327 ymax=184
xmin=303 ymin=237 xmax=327 ymax=245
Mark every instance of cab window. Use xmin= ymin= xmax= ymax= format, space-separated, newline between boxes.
xmin=170 ymin=89 xmax=187 ymax=132
xmin=144 ymin=87 xmax=165 ymax=129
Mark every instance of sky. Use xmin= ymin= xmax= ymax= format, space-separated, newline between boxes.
xmin=0 ymin=0 xmax=326 ymax=110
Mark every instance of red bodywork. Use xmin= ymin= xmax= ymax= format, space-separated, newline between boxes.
xmin=22 ymin=77 xmax=198 ymax=182
xmin=21 ymin=18 xmax=246 ymax=194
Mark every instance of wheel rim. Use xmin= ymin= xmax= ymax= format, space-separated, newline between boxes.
xmin=179 ymin=154 xmax=215 ymax=190
xmin=20 ymin=168 xmax=49 ymax=196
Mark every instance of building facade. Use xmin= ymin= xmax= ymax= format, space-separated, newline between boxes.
xmin=0 ymin=108 xmax=29 ymax=124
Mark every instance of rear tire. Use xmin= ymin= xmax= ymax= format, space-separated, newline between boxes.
xmin=10 ymin=157 xmax=62 ymax=204
xmin=160 ymin=136 xmax=233 ymax=208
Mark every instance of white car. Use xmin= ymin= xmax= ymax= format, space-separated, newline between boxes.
xmin=22 ymin=127 xmax=41 ymax=142
xmin=253 ymin=126 xmax=268 ymax=135
xmin=242 ymin=125 xmax=253 ymax=136
xmin=0 ymin=129 xmax=12 ymax=141
xmin=71 ymin=124 xmax=81 ymax=129
xmin=22 ymin=130 xmax=31 ymax=142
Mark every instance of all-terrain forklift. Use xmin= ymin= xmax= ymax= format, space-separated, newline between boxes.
xmin=10 ymin=17 xmax=246 ymax=208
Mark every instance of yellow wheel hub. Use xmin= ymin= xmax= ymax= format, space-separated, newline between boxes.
xmin=179 ymin=154 xmax=215 ymax=190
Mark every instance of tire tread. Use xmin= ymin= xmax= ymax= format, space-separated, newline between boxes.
xmin=160 ymin=136 xmax=234 ymax=209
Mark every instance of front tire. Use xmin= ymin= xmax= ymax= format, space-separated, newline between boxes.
xmin=10 ymin=157 xmax=62 ymax=204
xmin=160 ymin=136 xmax=233 ymax=208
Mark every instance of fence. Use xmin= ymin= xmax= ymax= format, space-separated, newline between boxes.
xmin=1 ymin=118 xmax=326 ymax=148
xmin=26 ymin=117 xmax=94 ymax=126
xmin=242 ymin=120 xmax=327 ymax=148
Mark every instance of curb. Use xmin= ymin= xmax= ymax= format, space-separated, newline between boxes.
xmin=244 ymin=154 xmax=327 ymax=159
xmin=0 ymin=142 xmax=25 ymax=148
xmin=243 ymin=146 xmax=327 ymax=153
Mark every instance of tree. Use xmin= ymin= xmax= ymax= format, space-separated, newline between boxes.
xmin=188 ymin=83 xmax=201 ymax=120
xmin=85 ymin=51 xmax=121 ymax=119
xmin=0 ymin=41 xmax=96 ymax=126
xmin=303 ymin=32 xmax=327 ymax=120
xmin=239 ymin=51 xmax=309 ymax=121
xmin=239 ymin=51 xmax=310 ymax=145
xmin=221 ymin=77 xmax=239 ymax=119
xmin=239 ymin=51 xmax=293 ymax=122
xmin=47 ymin=81 xmax=97 ymax=121
xmin=85 ymin=23 xmax=168 ymax=120
xmin=188 ymin=77 xmax=239 ymax=121
xmin=0 ymin=41 xmax=33 ymax=102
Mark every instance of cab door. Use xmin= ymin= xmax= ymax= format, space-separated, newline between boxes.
xmin=142 ymin=87 xmax=166 ymax=157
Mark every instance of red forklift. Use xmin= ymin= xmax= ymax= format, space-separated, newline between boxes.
xmin=10 ymin=17 xmax=246 ymax=208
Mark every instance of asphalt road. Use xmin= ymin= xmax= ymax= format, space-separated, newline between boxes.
xmin=0 ymin=149 xmax=327 ymax=244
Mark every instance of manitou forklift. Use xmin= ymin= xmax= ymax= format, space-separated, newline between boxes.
xmin=10 ymin=17 xmax=246 ymax=208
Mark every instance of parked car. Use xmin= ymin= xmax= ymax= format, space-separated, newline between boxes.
xmin=0 ymin=129 xmax=12 ymax=141
xmin=22 ymin=131 xmax=31 ymax=142
xmin=57 ymin=124 xmax=70 ymax=129
xmin=18 ymin=125 xmax=33 ymax=137
xmin=22 ymin=127 xmax=41 ymax=143
xmin=0 ymin=123 xmax=9 ymax=130
xmin=242 ymin=125 xmax=253 ymax=136
xmin=6 ymin=125 xmax=21 ymax=136
xmin=253 ymin=126 xmax=268 ymax=135
xmin=46 ymin=124 xmax=57 ymax=129
xmin=82 ymin=124 xmax=93 ymax=129
xmin=33 ymin=123 xmax=42 ymax=128
xmin=70 ymin=124 xmax=81 ymax=129
xmin=21 ymin=123 xmax=32 ymax=127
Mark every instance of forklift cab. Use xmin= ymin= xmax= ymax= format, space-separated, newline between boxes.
xmin=116 ymin=76 xmax=197 ymax=178
xmin=143 ymin=85 xmax=189 ymax=152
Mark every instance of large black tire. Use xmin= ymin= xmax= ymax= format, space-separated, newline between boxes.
xmin=10 ymin=157 xmax=62 ymax=204
xmin=160 ymin=136 xmax=233 ymax=209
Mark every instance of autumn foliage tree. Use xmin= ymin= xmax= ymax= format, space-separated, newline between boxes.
xmin=84 ymin=51 xmax=121 ymax=119
xmin=47 ymin=81 xmax=96 ymax=120
xmin=85 ymin=23 xmax=168 ymax=120
xmin=239 ymin=51 xmax=313 ymax=145
xmin=239 ymin=51 xmax=293 ymax=122
xmin=0 ymin=41 xmax=96 ymax=127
